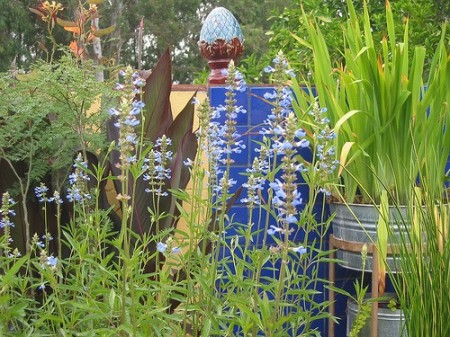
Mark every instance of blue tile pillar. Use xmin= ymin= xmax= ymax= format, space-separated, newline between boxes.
xmin=209 ymin=86 xmax=313 ymax=244
xmin=208 ymin=85 xmax=334 ymax=336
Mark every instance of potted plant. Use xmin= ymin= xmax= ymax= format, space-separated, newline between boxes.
xmin=290 ymin=0 xmax=450 ymax=270
xmin=346 ymin=191 xmax=406 ymax=337
xmin=348 ymin=185 xmax=450 ymax=337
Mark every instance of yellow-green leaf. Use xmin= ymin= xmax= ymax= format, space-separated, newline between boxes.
xmin=92 ymin=25 xmax=116 ymax=37
xmin=376 ymin=190 xmax=389 ymax=296
xmin=412 ymin=187 xmax=423 ymax=245
xmin=354 ymin=46 xmax=369 ymax=60
xmin=334 ymin=109 xmax=360 ymax=134
xmin=317 ymin=15 xmax=332 ymax=23
xmin=338 ymin=142 xmax=354 ymax=177
xmin=290 ymin=33 xmax=312 ymax=50
xmin=16 ymin=72 xmax=38 ymax=82
xmin=28 ymin=7 xmax=44 ymax=17
xmin=56 ymin=18 xmax=79 ymax=28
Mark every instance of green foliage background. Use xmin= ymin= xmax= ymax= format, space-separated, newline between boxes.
xmin=268 ymin=0 xmax=450 ymax=78
xmin=0 ymin=0 xmax=448 ymax=82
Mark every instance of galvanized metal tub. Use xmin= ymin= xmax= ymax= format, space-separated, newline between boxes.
xmin=346 ymin=294 xmax=407 ymax=337
xmin=330 ymin=203 xmax=408 ymax=271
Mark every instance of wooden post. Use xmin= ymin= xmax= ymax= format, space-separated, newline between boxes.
xmin=328 ymin=235 xmax=391 ymax=337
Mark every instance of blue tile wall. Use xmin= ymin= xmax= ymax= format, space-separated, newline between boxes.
xmin=249 ymin=87 xmax=274 ymax=125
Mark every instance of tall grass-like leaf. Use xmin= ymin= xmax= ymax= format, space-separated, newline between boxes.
xmin=388 ymin=184 xmax=450 ymax=337
xmin=376 ymin=190 xmax=388 ymax=295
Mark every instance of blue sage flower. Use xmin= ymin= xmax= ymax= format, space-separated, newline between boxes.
xmin=66 ymin=153 xmax=91 ymax=203
xmin=157 ymin=242 xmax=167 ymax=253
xmin=290 ymin=246 xmax=307 ymax=255
xmin=264 ymin=65 xmax=275 ymax=73
xmin=143 ymin=136 xmax=173 ymax=197
xmin=47 ymin=256 xmax=58 ymax=267
xmin=208 ymin=61 xmax=247 ymax=199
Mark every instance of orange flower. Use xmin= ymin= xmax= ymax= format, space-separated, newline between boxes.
xmin=69 ymin=41 xmax=84 ymax=57
xmin=42 ymin=1 xmax=63 ymax=22
xmin=30 ymin=1 xmax=63 ymax=27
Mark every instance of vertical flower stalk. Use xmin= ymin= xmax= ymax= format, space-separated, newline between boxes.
xmin=309 ymin=102 xmax=339 ymax=195
xmin=143 ymin=135 xmax=173 ymax=199
xmin=179 ymin=97 xmax=216 ymax=329
xmin=53 ymin=190 xmax=63 ymax=260
xmin=254 ymin=51 xmax=309 ymax=244
xmin=0 ymin=192 xmax=15 ymax=258
xmin=109 ymin=69 xmax=146 ymax=201
xmin=35 ymin=183 xmax=63 ymax=260
xmin=241 ymin=158 xmax=265 ymax=207
xmin=255 ymin=52 xmax=301 ymax=246
xmin=108 ymin=67 xmax=146 ymax=227
xmin=205 ymin=61 xmax=248 ymax=307
xmin=244 ymin=52 xmax=312 ymax=326
xmin=142 ymin=134 xmax=173 ymax=250
xmin=141 ymin=135 xmax=174 ymax=311
xmin=269 ymin=112 xmax=307 ymax=232
xmin=35 ymin=183 xmax=52 ymax=247
xmin=66 ymin=153 xmax=91 ymax=210
xmin=109 ymin=68 xmax=146 ymax=330
xmin=262 ymin=51 xmax=296 ymax=149
xmin=213 ymin=61 xmax=247 ymax=201
xmin=196 ymin=97 xmax=221 ymax=198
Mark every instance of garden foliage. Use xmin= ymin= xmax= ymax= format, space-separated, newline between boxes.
xmin=0 ymin=44 xmax=339 ymax=335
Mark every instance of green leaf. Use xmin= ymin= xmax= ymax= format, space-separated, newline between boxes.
xmin=290 ymin=33 xmax=312 ymax=50
xmin=201 ymin=318 xmax=212 ymax=337
xmin=1 ymin=255 xmax=28 ymax=285
xmin=258 ymin=292 xmax=272 ymax=327
xmin=108 ymin=288 xmax=116 ymax=309
xmin=376 ymin=190 xmax=389 ymax=295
